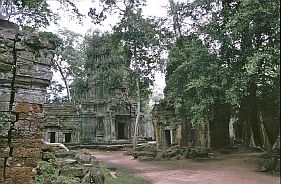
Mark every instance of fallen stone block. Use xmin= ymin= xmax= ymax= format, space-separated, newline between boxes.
xmin=59 ymin=167 xmax=84 ymax=178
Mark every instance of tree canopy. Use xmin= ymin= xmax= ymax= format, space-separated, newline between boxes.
xmin=0 ymin=0 xmax=83 ymax=29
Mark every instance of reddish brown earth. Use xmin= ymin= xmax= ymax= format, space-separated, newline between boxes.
xmin=89 ymin=150 xmax=280 ymax=184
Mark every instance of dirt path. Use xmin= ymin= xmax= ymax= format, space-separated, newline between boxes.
xmin=89 ymin=150 xmax=279 ymax=184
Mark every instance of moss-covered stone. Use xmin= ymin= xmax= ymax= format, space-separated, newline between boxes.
xmin=0 ymin=62 xmax=13 ymax=72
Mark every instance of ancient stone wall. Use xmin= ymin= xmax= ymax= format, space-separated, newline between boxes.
xmin=43 ymin=99 xmax=137 ymax=145
xmin=152 ymin=102 xmax=211 ymax=148
xmin=43 ymin=103 xmax=81 ymax=144
xmin=0 ymin=20 xmax=55 ymax=183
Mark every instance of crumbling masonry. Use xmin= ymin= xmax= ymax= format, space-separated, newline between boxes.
xmin=0 ymin=20 xmax=55 ymax=183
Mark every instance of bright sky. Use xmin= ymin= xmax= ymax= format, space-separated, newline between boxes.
xmin=47 ymin=0 xmax=170 ymax=35
xmin=46 ymin=0 xmax=174 ymax=98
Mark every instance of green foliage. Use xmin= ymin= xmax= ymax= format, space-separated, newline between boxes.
xmin=89 ymin=0 xmax=167 ymax=102
xmin=164 ymin=0 xmax=280 ymax=146
xmin=84 ymin=30 xmax=132 ymax=96
xmin=46 ymin=29 xmax=87 ymax=103
xmin=0 ymin=0 xmax=83 ymax=29
xmin=166 ymin=35 xmax=222 ymax=123
xmin=38 ymin=31 xmax=63 ymax=48
xmin=36 ymin=160 xmax=79 ymax=184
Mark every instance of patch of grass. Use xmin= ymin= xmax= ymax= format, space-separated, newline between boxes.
xmin=101 ymin=164 xmax=149 ymax=184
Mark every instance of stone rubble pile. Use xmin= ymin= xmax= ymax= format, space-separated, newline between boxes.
xmin=131 ymin=145 xmax=210 ymax=162
xmin=39 ymin=145 xmax=104 ymax=184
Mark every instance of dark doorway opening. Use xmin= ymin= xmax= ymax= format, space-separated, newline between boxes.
xmin=49 ymin=132 xmax=56 ymax=143
xmin=165 ymin=130 xmax=171 ymax=147
xmin=117 ymin=123 xmax=126 ymax=139
xmin=115 ymin=115 xmax=129 ymax=140
xmin=64 ymin=133 xmax=71 ymax=143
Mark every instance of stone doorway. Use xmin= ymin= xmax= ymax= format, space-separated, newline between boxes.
xmin=165 ymin=130 xmax=171 ymax=147
xmin=64 ymin=133 xmax=71 ymax=143
xmin=116 ymin=115 xmax=129 ymax=140
xmin=49 ymin=132 xmax=56 ymax=143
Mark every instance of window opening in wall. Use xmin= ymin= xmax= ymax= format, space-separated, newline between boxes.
xmin=49 ymin=132 xmax=56 ymax=143
xmin=64 ymin=133 xmax=72 ymax=143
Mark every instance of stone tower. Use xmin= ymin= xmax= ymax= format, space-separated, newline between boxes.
xmin=79 ymin=33 xmax=136 ymax=143
xmin=43 ymin=32 xmax=137 ymax=145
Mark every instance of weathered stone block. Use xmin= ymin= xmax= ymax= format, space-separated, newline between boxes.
xmin=17 ymin=112 xmax=31 ymax=120
xmin=0 ymin=138 xmax=8 ymax=148
xmin=5 ymin=167 xmax=36 ymax=184
xmin=0 ymin=19 xmax=19 ymax=32
xmin=0 ymin=73 xmax=13 ymax=84
xmin=0 ymin=170 xmax=3 ymax=184
xmin=25 ymin=158 xmax=39 ymax=167
xmin=11 ymin=129 xmax=42 ymax=139
xmin=0 ymin=37 xmax=15 ymax=48
xmin=0 ymin=121 xmax=10 ymax=138
xmin=0 ymin=102 xmax=10 ymax=111
xmin=0 ymin=61 xmax=13 ymax=72
xmin=33 ymin=64 xmax=53 ymax=81
xmin=0 ymin=89 xmax=11 ymax=102
xmin=12 ymin=147 xmax=41 ymax=158
xmin=13 ymin=102 xmax=31 ymax=113
xmin=15 ymin=41 xmax=30 ymax=51
xmin=0 ymin=46 xmax=13 ymax=53
xmin=75 ymin=151 xmax=92 ymax=163
xmin=17 ymin=50 xmax=34 ymax=62
xmin=82 ymin=166 xmax=104 ymax=184
xmin=41 ymin=151 xmax=55 ymax=161
xmin=15 ymin=110 xmax=44 ymax=123
xmin=64 ymin=159 xmax=78 ymax=164
xmin=31 ymin=104 xmax=43 ymax=113
xmin=11 ymin=138 xmax=42 ymax=148
xmin=37 ymin=50 xmax=54 ymax=66
xmin=16 ymin=60 xmax=34 ymax=76
xmin=14 ymin=74 xmax=33 ymax=85
xmin=59 ymin=167 xmax=84 ymax=177
xmin=0 ymin=158 xmax=5 ymax=168
xmin=13 ymin=120 xmax=43 ymax=132
xmin=24 ymin=32 xmax=56 ymax=50
xmin=6 ymin=157 xmax=39 ymax=168
xmin=0 ymin=147 xmax=10 ymax=157
xmin=0 ymin=111 xmax=17 ymax=122
xmin=0 ymin=29 xmax=18 ymax=40
xmin=14 ymin=89 xmax=46 ymax=104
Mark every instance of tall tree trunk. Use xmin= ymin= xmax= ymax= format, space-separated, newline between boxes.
xmin=132 ymin=72 xmax=141 ymax=151
xmin=248 ymin=82 xmax=262 ymax=146
xmin=54 ymin=60 xmax=71 ymax=102
xmin=180 ymin=118 xmax=188 ymax=147
xmin=132 ymin=46 xmax=141 ymax=151
xmin=209 ymin=102 xmax=231 ymax=148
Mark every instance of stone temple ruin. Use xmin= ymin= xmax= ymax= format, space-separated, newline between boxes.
xmin=0 ymin=20 xmax=56 ymax=183
xmin=43 ymin=94 xmax=138 ymax=145
xmin=43 ymin=37 xmax=154 ymax=146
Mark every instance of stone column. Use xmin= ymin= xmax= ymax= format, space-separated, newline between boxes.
xmin=0 ymin=20 xmax=55 ymax=184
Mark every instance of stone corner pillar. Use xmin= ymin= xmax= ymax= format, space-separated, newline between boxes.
xmin=0 ymin=20 xmax=55 ymax=184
